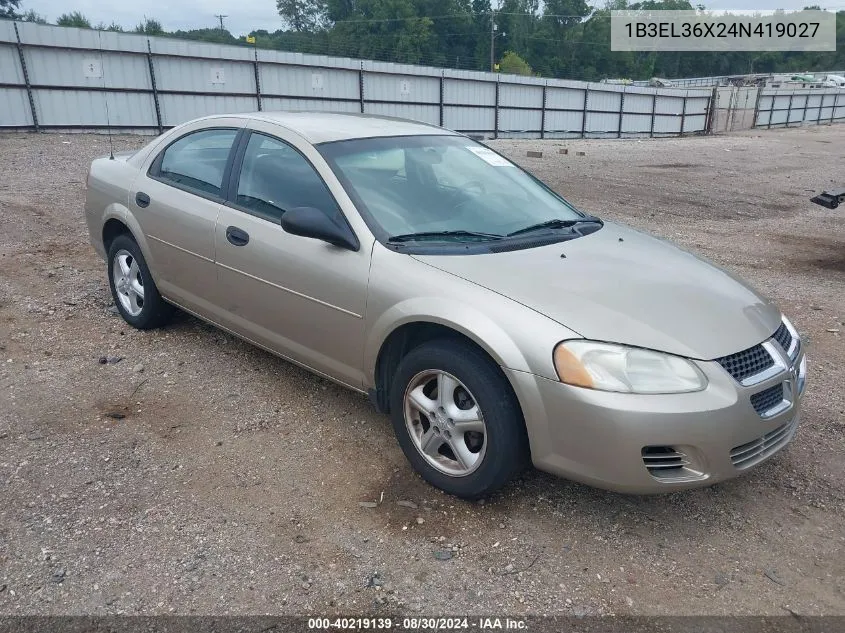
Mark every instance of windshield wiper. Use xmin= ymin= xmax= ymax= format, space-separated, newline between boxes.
xmin=388 ymin=230 xmax=504 ymax=243
xmin=507 ymin=216 xmax=601 ymax=237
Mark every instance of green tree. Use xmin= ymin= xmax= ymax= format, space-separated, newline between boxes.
xmin=94 ymin=21 xmax=124 ymax=31
xmin=498 ymin=50 xmax=532 ymax=75
xmin=543 ymin=0 xmax=590 ymax=29
xmin=0 ymin=0 xmax=20 ymax=19
xmin=135 ymin=18 xmax=164 ymax=35
xmin=496 ymin=0 xmax=539 ymax=64
xmin=20 ymin=9 xmax=48 ymax=23
xmin=471 ymin=0 xmax=493 ymax=68
xmin=326 ymin=0 xmax=437 ymax=64
xmin=171 ymin=28 xmax=240 ymax=45
xmin=57 ymin=11 xmax=92 ymax=28
xmin=277 ymin=0 xmax=326 ymax=32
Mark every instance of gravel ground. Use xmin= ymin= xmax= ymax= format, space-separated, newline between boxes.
xmin=0 ymin=126 xmax=843 ymax=617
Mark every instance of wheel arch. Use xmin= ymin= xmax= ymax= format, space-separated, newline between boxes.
xmin=102 ymin=217 xmax=133 ymax=253
xmin=101 ymin=211 xmax=161 ymax=285
xmin=366 ymin=305 xmax=532 ymax=414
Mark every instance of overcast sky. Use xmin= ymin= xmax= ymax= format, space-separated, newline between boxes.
xmin=19 ymin=0 xmax=837 ymax=37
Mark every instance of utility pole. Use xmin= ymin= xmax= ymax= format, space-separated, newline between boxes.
xmin=490 ymin=11 xmax=495 ymax=72
xmin=215 ymin=14 xmax=228 ymax=30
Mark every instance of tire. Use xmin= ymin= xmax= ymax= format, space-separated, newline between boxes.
xmin=389 ymin=339 xmax=530 ymax=499
xmin=107 ymin=234 xmax=173 ymax=330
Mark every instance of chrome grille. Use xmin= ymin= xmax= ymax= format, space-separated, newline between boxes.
xmin=750 ymin=383 xmax=784 ymax=415
xmin=772 ymin=322 xmax=792 ymax=354
xmin=730 ymin=420 xmax=795 ymax=469
xmin=716 ymin=344 xmax=774 ymax=382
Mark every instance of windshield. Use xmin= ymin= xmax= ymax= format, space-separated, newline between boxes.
xmin=318 ymin=135 xmax=586 ymax=242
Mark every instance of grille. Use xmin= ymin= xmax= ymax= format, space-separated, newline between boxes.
xmin=772 ymin=322 xmax=792 ymax=353
xmin=750 ymin=383 xmax=784 ymax=415
xmin=642 ymin=446 xmax=689 ymax=477
xmin=716 ymin=344 xmax=774 ymax=382
xmin=730 ymin=420 xmax=795 ymax=469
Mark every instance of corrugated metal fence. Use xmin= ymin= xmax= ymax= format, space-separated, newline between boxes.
xmin=1 ymin=21 xmax=713 ymax=138
xmin=709 ymin=85 xmax=845 ymax=132
xmin=755 ymin=88 xmax=845 ymax=128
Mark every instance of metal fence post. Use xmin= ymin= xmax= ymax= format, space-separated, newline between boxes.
xmin=704 ymin=86 xmax=717 ymax=134
xmin=752 ymin=86 xmax=763 ymax=130
xmin=801 ymin=90 xmax=809 ymax=124
xmin=830 ymin=92 xmax=838 ymax=124
xmin=13 ymin=22 xmax=39 ymax=132
xmin=146 ymin=40 xmax=163 ymax=133
xmin=785 ymin=91 xmax=795 ymax=128
xmin=767 ymin=94 xmax=773 ymax=130
xmin=359 ymin=63 xmax=365 ymax=114
xmin=726 ymin=87 xmax=737 ymax=132
xmin=650 ymin=92 xmax=657 ymax=137
xmin=680 ymin=90 xmax=688 ymax=135
xmin=540 ymin=82 xmax=547 ymax=140
xmin=617 ymin=88 xmax=625 ymax=138
xmin=817 ymin=93 xmax=824 ymax=125
xmin=493 ymin=76 xmax=499 ymax=140
xmin=439 ymin=72 xmax=444 ymax=127
xmin=581 ymin=87 xmax=589 ymax=138
xmin=253 ymin=48 xmax=262 ymax=112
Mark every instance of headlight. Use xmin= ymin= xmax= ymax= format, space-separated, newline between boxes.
xmin=553 ymin=340 xmax=707 ymax=394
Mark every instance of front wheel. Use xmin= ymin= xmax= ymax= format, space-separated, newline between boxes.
xmin=389 ymin=339 xmax=530 ymax=499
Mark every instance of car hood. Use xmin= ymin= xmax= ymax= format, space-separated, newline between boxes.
xmin=411 ymin=222 xmax=780 ymax=360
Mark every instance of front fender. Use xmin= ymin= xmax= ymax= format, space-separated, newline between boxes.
xmin=364 ymin=297 xmax=535 ymax=386
xmin=363 ymin=245 xmax=577 ymax=388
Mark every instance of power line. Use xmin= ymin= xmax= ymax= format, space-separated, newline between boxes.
xmin=316 ymin=6 xmax=845 ymax=25
xmin=319 ymin=11 xmax=596 ymax=25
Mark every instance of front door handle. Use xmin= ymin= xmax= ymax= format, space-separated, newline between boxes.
xmin=135 ymin=192 xmax=150 ymax=208
xmin=226 ymin=226 xmax=250 ymax=246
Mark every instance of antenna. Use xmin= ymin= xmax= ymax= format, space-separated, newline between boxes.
xmin=104 ymin=93 xmax=115 ymax=160
xmin=97 ymin=30 xmax=115 ymax=160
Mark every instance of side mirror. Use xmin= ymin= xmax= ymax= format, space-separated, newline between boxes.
xmin=281 ymin=207 xmax=359 ymax=251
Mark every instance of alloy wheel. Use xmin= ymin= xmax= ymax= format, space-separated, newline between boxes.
xmin=112 ymin=249 xmax=145 ymax=317
xmin=403 ymin=370 xmax=487 ymax=477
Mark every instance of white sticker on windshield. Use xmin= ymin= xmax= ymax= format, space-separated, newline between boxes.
xmin=466 ymin=146 xmax=514 ymax=167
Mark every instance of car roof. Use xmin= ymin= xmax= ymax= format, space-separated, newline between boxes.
xmin=210 ymin=112 xmax=459 ymax=144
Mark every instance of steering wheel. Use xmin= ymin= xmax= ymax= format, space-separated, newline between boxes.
xmin=448 ymin=180 xmax=487 ymax=214
xmin=461 ymin=180 xmax=487 ymax=197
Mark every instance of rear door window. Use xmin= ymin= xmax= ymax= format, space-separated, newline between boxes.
xmin=151 ymin=128 xmax=239 ymax=198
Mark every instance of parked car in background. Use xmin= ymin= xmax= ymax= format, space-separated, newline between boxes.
xmin=821 ymin=74 xmax=845 ymax=87
xmin=84 ymin=112 xmax=807 ymax=498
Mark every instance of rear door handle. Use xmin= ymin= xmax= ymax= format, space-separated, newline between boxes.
xmin=226 ymin=226 xmax=250 ymax=246
xmin=135 ymin=192 xmax=150 ymax=208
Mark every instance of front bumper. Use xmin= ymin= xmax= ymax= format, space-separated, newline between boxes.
xmin=506 ymin=348 xmax=806 ymax=494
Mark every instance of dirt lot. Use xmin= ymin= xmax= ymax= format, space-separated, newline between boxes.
xmin=0 ymin=125 xmax=843 ymax=617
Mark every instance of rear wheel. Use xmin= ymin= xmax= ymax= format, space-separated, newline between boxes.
xmin=107 ymin=234 xmax=173 ymax=330
xmin=389 ymin=339 xmax=529 ymax=499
